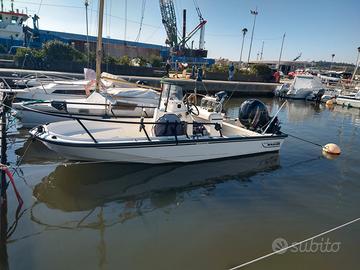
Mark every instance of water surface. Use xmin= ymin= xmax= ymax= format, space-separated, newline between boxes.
xmin=2 ymin=98 xmax=360 ymax=270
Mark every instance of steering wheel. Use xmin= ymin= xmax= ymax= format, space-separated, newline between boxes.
xmin=186 ymin=101 xmax=199 ymax=116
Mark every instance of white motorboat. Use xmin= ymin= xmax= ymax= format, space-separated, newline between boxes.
xmin=29 ymin=83 xmax=287 ymax=164
xmin=275 ymin=75 xmax=325 ymax=100
xmin=320 ymin=88 xmax=342 ymax=102
xmin=2 ymin=69 xmax=137 ymax=102
xmin=336 ymin=90 xmax=360 ymax=108
xmin=318 ymin=71 xmax=341 ymax=85
xmin=12 ymin=73 xmax=79 ymax=89
xmin=5 ymin=79 xmax=97 ymax=101
xmin=13 ymin=87 xmax=160 ymax=127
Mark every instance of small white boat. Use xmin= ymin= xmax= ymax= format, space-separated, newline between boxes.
xmin=336 ymin=90 xmax=360 ymax=108
xmin=12 ymin=73 xmax=79 ymax=88
xmin=275 ymin=75 xmax=325 ymax=100
xmin=30 ymin=83 xmax=287 ymax=164
xmin=13 ymin=87 xmax=160 ymax=127
xmin=310 ymin=88 xmax=341 ymax=102
xmin=318 ymin=71 xmax=341 ymax=85
xmin=7 ymin=79 xmax=96 ymax=101
xmin=2 ymin=70 xmax=139 ymax=102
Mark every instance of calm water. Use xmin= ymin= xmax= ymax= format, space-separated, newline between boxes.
xmin=1 ymin=98 xmax=360 ymax=270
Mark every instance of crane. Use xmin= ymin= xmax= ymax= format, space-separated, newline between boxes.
xmin=159 ymin=0 xmax=178 ymax=48
xmin=193 ymin=0 xmax=206 ymax=50
xmin=159 ymin=0 xmax=207 ymax=56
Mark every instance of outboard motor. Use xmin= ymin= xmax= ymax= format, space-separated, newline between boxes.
xmin=153 ymin=114 xmax=186 ymax=137
xmin=238 ymin=99 xmax=281 ymax=134
xmin=314 ymin=89 xmax=325 ymax=103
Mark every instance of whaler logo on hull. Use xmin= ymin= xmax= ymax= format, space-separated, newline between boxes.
xmin=262 ymin=142 xmax=281 ymax=148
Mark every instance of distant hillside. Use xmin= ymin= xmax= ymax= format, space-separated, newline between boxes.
xmin=311 ymin=61 xmax=355 ymax=71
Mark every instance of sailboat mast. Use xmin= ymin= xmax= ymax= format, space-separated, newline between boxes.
xmin=96 ymin=0 xmax=105 ymax=92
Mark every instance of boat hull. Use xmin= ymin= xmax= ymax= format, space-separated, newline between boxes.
xmin=336 ymin=97 xmax=360 ymax=108
xmin=36 ymin=135 xmax=286 ymax=164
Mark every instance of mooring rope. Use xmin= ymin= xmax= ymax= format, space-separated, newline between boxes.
xmin=228 ymin=216 xmax=360 ymax=270
xmin=287 ymin=133 xmax=323 ymax=147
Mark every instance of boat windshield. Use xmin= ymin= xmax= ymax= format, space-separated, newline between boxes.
xmin=294 ymin=76 xmax=323 ymax=90
xmin=161 ymin=83 xmax=183 ymax=101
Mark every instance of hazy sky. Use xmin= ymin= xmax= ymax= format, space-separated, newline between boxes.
xmin=6 ymin=0 xmax=360 ymax=63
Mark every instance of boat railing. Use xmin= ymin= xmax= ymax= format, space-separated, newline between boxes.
xmin=0 ymin=77 xmax=14 ymax=91
xmin=25 ymin=104 xmax=224 ymax=144
xmin=23 ymin=99 xmax=158 ymax=109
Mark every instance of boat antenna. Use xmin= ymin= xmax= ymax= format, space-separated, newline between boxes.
xmin=262 ymin=100 xmax=287 ymax=135
xmin=1 ymin=0 xmax=3 ymax=12
xmin=96 ymin=0 xmax=105 ymax=92
xmin=277 ymin=32 xmax=286 ymax=70
xmin=11 ymin=0 xmax=14 ymax=12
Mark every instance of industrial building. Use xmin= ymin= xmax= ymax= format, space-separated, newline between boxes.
xmin=0 ymin=0 xmax=215 ymax=66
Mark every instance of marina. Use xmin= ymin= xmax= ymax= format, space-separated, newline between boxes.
xmin=1 ymin=98 xmax=360 ymax=269
xmin=0 ymin=0 xmax=359 ymax=269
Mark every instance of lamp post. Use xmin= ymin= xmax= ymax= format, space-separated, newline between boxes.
xmin=85 ymin=0 xmax=90 ymax=68
xmin=239 ymin=27 xmax=247 ymax=68
xmin=260 ymin=40 xmax=264 ymax=60
xmin=351 ymin=47 xmax=360 ymax=82
xmin=330 ymin=53 xmax=335 ymax=70
xmin=247 ymin=8 xmax=258 ymax=65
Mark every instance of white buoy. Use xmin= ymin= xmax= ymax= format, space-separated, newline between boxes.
xmin=322 ymin=143 xmax=341 ymax=155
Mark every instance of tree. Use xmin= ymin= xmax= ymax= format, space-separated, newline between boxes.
xmin=42 ymin=40 xmax=85 ymax=64
xmin=250 ymin=64 xmax=272 ymax=77
xmin=14 ymin=47 xmax=44 ymax=68
xmin=0 ymin=44 xmax=7 ymax=54
xmin=148 ymin=54 xmax=162 ymax=67
xmin=118 ymin=55 xmax=131 ymax=66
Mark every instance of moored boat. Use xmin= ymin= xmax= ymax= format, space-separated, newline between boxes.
xmin=13 ymin=87 xmax=160 ymax=127
xmin=336 ymin=90 xmax=360 ymax=108
xmin=275 ymin=74 xmax=325 ymax=100
xmin=29 ymin=83 xmax=287 ymax=164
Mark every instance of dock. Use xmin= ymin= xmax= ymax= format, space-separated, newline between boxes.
xmin=121 ymin=75 xmax=279 ymax=96
xmin=0 ymin=68 xmax=279 ymax=96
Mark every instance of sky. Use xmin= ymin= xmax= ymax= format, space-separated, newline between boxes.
xmin=5 ymin=0 xmax=360 ymax=63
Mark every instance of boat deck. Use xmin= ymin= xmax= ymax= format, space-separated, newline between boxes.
xmin=43 ymin=116 xmax=265 ymax=144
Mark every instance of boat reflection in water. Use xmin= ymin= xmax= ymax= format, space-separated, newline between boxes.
xmin=33 ymin=153 xmax=280 ymax=213
xmin=15 ymin=137 xmax=64 ymax=164
xmin=331 ymin=105 xmax=360 ymax=127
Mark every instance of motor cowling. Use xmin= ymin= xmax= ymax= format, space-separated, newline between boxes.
xmin=153 ymin=114 xmax=186 ymax=137
xmin=238 ymin=99 xmax=280 ymax=134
